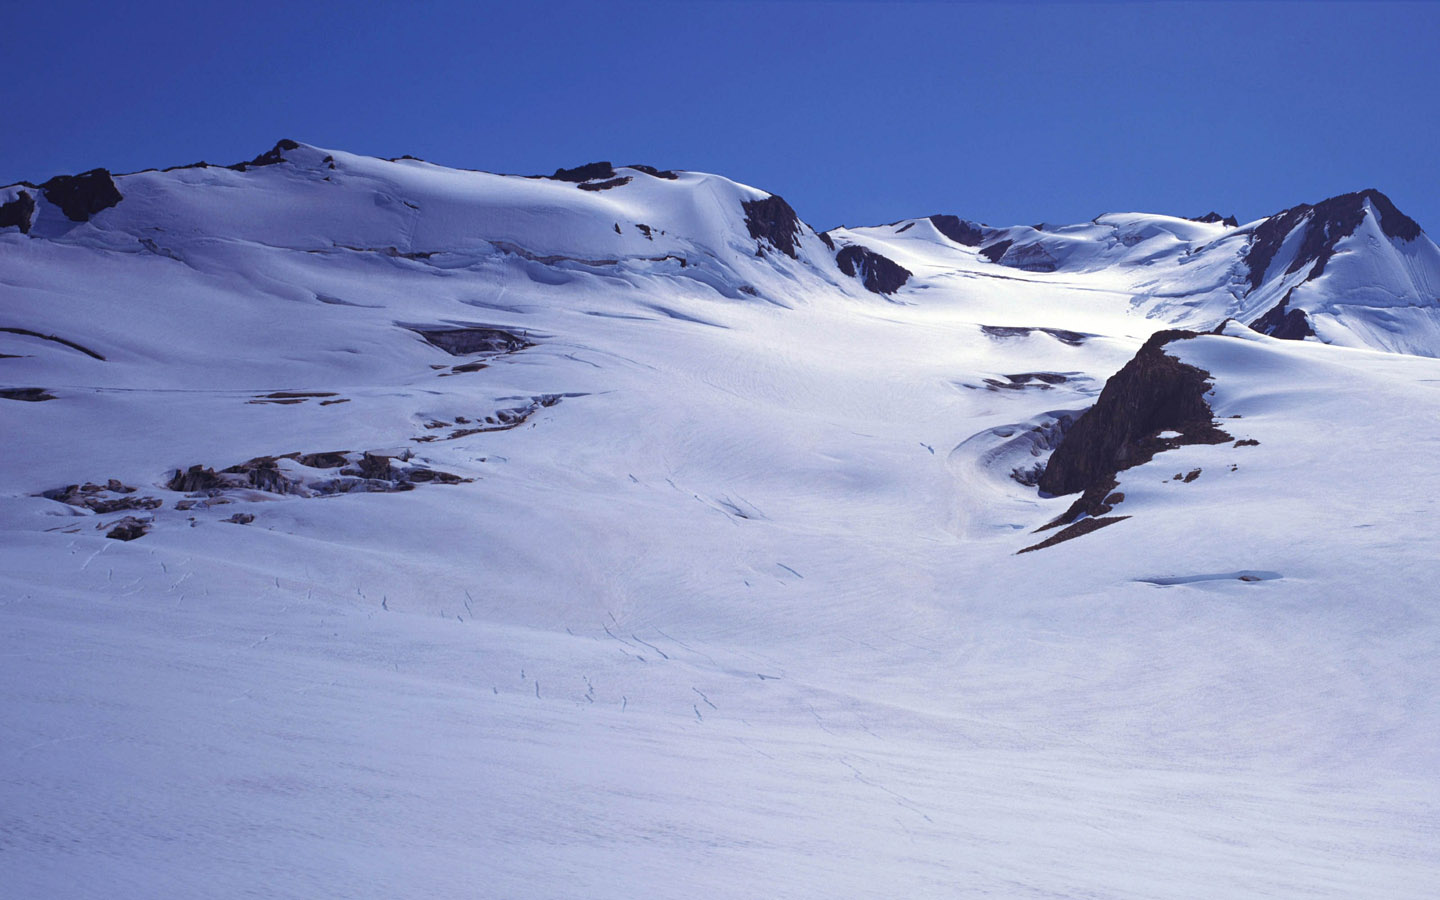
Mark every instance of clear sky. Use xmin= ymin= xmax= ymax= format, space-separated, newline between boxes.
xmin=3 ymin=0 xmax=1436 ymax=232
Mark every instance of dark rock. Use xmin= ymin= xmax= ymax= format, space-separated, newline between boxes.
xmin=928 ymin=214 xmax=986 ymax=246
xmin=835 ymin=245 xmax=912 ymax=295
xmin=410 ymin=326 xmax=532 ymax=356
xmin=627 ymin=164 xmax=679 ymax=180
xmin=0 ymin=387 xmax=54 ymax=402
xmin=1190 ymin=212 xmax=1239 ymax=227
xmin=1037 ymin=329 xmax=1232 ymax=501
xmin=980 ymin=239 xmax=1013 ymax=264
xmin=40 ymin=169 xmax=123 ymax=222
xmin=1250 ymin=290 xmax=1315 ymax=340
xmin=578 ymin=176 xmax=632 ymax=192
xmin=817 ymin=231 xmax=836 ymax=251
xmin=228 ymin=139 xmax=301 ymax=172
xmin=223 ymin=513 xmax=255 ymax=525
xmin=995 ymin=242 xmax=1058 ymax=272
xmin=297 ymin=451 xmax=350 ymax=469
xmin=0 ymin=328 xmax=106 ymax=361
xmin=1181 ymin=468 xmax=1202 ymax=483
xmin=406 ymin=468 xmax=467 ymax=484
xmin=1005 ymin=372 xmax=1069 ymax=385
xmin=742 ymin=195 xmax=803 ymax=259
xmin=87 ymin=495 xmax=163 ymax=514
xmin=222 ymin=457 xmax=294 ymax=493
xmin=636 ymin=224 xmax=653 ymax=239
xmin=550 ymin=162 xmax=616 ymax=183
xmin=0 ymin=190 xmax=35 ymax=234
xmin=168 ymin=465 xmax=225 ymax=493
xmin=1235 ymin=438 xmax=1260 ymax=447
xmin=355 ymin=452 xmax=393 ymax=481
xmin=1018 ymin=515 xmax=1129 ymax=554
xmin=105 ymin=517 xmax=150 ymax=541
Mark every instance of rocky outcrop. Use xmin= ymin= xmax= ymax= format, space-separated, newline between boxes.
xmin=1190 ymin=211 xmax=1239 ymax=227
xmin=742 ymin=195 xmax=803 ymax=259
xmin=1037 ymin=330 xmax=1231 ymax=518
xmin=409 ymin=325 xmax=532 ymax=356
xmin=835 ymin=245 xmax=911 ymax=295
xmin=0 ymin=190 xmax=35 ymax=233
xmin=928 ymin=214 xmax=986 ymax=246
xmin=1 ymin=387 xmax=54 ymax=402
xmin=979 ymin=239 xmax=1012 ymax=264
xmin=549 ymin=162 xmax=616 ymax=183
xmin=1249 ymin=290 xmax=1315 ymax=341
xmin=228 ymin=139 xmax=302 ymax=172
xmin=578 ymin=177 xmax=631 ymax=192
xmin=40 ymin=169 xmax=123 ymax=222
xmin=627 ymin=164 xmax=678 ymax=180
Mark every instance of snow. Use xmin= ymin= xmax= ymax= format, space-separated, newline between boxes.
xmin=2 ymin=143 xmax=1439 ymax=898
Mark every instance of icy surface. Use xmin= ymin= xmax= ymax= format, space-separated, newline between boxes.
xmin=2 ymin=144 xmax=1438 ymax=898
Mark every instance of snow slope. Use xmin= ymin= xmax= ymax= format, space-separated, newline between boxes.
xmin=2 ymin=143 xmax=1438 ymax=898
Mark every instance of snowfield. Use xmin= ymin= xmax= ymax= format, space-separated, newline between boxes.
xmin=2 ymin=143 xmax=1438 ymax=898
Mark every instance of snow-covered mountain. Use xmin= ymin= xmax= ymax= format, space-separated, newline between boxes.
xmin=3 ymin=141 xmax=1438 ymax=899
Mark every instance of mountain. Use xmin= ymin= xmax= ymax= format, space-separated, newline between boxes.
xmin=3 ymin=142 xmax=1438 ymax=899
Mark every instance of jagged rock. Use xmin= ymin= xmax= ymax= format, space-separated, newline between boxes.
xmin=1019 ymin=515 xmax=1129 ymax=554
xmin=297 ymin=451 xmax=350 ymax=469
xmin=1250 ymin=290 xmax=1316 ymax=340
xmin=1190 ymin=211 xmax=1239 ymax=227
xmin=742 ymin=196 xmax=803 ymax=259
xmin=0 ymin=190 xmax=35 ymax=234
xmin=627 ymin=164 xmax=678 ymax=180
xmin=223 ymin=513 xmax=255 ymax=525
xmin=995 ymin=241 xmax=1058 ymax=272
xmin=0 ymin=387 xmax=54 ymax=402
xmin=168 ymin=465 xmax=225 ymax=492
xmin=1038 ymin=330 xmax=1231 ymax=505
xmin=228 ymin=139 xmax=301 ymax=172
xmin=40 ymin=170 xmax=123 ymax=222
xmin=222 ymin=457 xmax=294 ymax=493
xmin=0 ymin=327 xmax=106 ymax=361
xmin=105 ymin=517 xmax=150 ymax=541
xmin=928 ymin=214 xmax=986 ymax=246
xmin=355 ymin=453 xmax=393 ymax=481
xmin=410 ymin=326 xmax=532 ymax=356
xmin=835 ymin=245 xmax=911 ymax=294
xmin=980 ymin=239 xmax=1012 ymax=263
xmin=549 ymin=162 xmax=616 ymax=183
xmin=578 ymin=177 xmax=631 ymax=192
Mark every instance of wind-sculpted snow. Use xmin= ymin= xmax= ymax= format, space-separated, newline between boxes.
xmin=3 ymin=142 xmax=1440 ymax=899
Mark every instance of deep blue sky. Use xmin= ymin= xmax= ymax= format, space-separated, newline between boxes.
xmin=3 ymin=1 xmax=1436 ymax=231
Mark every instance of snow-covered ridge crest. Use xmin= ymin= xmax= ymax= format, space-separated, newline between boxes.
xmin=3 ymin=139 xmax=1440 ymax=355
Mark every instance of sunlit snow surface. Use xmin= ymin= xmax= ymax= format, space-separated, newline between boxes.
xmin=2 ymin=146 xmax=1438 ymax=898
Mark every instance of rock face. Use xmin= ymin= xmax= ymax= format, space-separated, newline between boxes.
xmin=549 ymin=162 xmax=616 ymax=183
xmin=1038 ymin=330 xmax=1231 ymax=500
xmin=927 ymin=214 xmax=986 ymax=246
xmin=1190 ymin=211 xmax=1239 ymax=227
xmin=40 ymin=170 xmax=123 ymax=222
xmin=409 ymin=326 xmax=532 ymax=356
xmin=742 ymin=195 xmax=803 ymax=259
xmin=1243 ymin=189 xmax=1420 ymax=292
xmin=228 ymin=139 xmax=302 ymax=172
xmin=835 ymin=245 xmax=911 ymax=295
xmin=1250 ymin=291 xmax=1316 ymax=340
xmin=627 ymin=164 xmax=678 ymax=180
xmin=0 ymin=190 xmax=35 ymax=233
